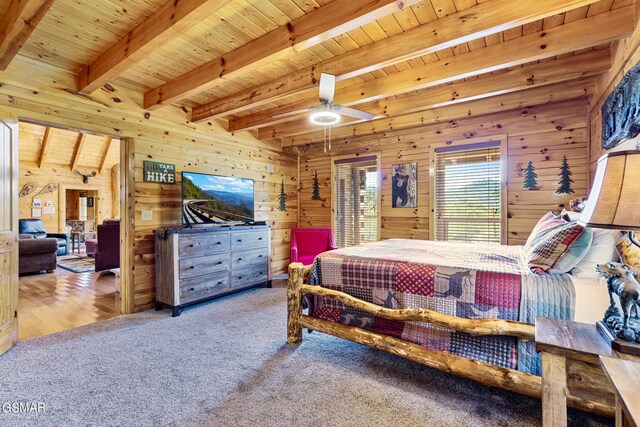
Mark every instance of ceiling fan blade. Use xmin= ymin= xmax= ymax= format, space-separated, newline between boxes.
xmin=334 ymin=105 xmax=377 ymax=121
xmin=271 ymin=108 xmax=313 ymax=119
xmin=318 ymin=73 xmax=335 ymax=105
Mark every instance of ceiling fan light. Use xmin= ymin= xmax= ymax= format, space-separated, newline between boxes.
xmin=310 ymin=111 xmax=340 ymax=125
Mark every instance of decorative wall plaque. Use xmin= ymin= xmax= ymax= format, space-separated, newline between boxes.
xmin=144 ymin=161 xmax=176 ymax=183
xmin=602 ymin=61 xmax=640 ymax=149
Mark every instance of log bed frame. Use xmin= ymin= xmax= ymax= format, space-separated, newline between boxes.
xmin=286 ymin=262 xmax=616 ymax=417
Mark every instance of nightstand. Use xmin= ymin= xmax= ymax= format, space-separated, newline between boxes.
xmin=600 ymin=356 xmax=640 ymax=427
xmin=535 ymin=317 xmax=640 ymax=427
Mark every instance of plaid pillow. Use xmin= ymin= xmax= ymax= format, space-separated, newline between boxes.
xmin=525 ymin=215 xmax=585 ymax=274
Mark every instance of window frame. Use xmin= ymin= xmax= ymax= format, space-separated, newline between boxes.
xmin=428 ymin=135 xmax=508 ymax=245
xmin=330 ymin=153 xmax=381 ymax=247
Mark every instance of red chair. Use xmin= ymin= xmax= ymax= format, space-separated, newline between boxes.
xmin=290 ymin=227 xmax=337 ymax=266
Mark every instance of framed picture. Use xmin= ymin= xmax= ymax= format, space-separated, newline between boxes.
xmin=391 ymin=163 xmax=417 ymax=208
xmin=32 ymin=208 xmax=42 ymax=218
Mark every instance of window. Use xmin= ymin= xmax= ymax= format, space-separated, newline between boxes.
xmin=432 ymin=141 xmax=503 ymax=243
xmin=333 ymin=156 xmax=379 ymax=248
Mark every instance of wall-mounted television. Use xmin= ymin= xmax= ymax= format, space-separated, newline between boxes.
xmin=181 ymin=172 xmax=255 ymax=225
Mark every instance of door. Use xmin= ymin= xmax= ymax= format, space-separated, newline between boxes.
xmin=0 ymin=111 xmax=19 ymax=355
xmin=332 ymin=155 xmax=379 ymax=248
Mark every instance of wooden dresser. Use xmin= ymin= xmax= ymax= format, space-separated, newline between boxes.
xmin=155 ymin=225 xmax=271 ymax=316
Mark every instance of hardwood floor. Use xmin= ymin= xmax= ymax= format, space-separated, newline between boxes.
xmin=18 ymin=267 xmax=120 ymax=341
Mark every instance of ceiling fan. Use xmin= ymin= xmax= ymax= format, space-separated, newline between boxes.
xmin=272 ymin=73 xmax=376 ymax=126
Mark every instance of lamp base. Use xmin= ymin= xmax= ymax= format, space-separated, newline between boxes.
xmin=596 ymin=321 xmax=640 ymax=356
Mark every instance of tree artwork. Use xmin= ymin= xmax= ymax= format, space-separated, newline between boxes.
xmin=523 ymin=161 xmax=539 ymax=190
xmin=312 ymin=170 xmax=321 ymax=200
xmin=556 ymin=155 xmax=574 ymax=195
xmin=278 ymin=178 xmax=287 ymax=211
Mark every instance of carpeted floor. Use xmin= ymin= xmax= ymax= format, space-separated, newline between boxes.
xmin=0 ymin=287 xmax=612 ymax=427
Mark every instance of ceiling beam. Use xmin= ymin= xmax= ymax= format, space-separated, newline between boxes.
xmin=278 ymin=77 xmax=597 ymax=146
xmin=77 ymin=0 xmax=235 ymax=94
xmin=37 ymin=127 xmax=52 ymax=169
xmin=143 ymin=0 xmax=421 ymax=110
xmin=190 ymin=0 xmax=604 ymax=122
xmin=99 ymin=137 xmax=115 ymax=174
xmin=254 ymin=49 xmax=611 ymax=138
xmin=232 ymin=49 xmax=611 ymax=133
xmin=252 ymin=7 xmax=633 ymax=135
xmin=0 ymin=0 xmax=54 ymax=70
xmin=70 ymin=134 xmax=87 ymax=172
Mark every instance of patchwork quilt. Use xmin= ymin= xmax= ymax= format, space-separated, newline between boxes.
xmin=309 ymin=239 xmax=575 ymax=373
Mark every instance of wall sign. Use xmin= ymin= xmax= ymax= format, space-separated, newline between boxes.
xmin=144 ymin=161 xmax=176 ymax=183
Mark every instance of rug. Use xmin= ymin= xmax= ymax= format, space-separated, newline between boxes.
xmin=57 ymin=255 xmax=95 ymax=273
xmin=0 ymin=288 xmax=612 ymax=427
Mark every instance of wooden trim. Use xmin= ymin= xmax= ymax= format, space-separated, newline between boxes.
xmin=70 ymin=133 xmax=87 ymax=172
xmin=542 ymin=352 xmax=568 ymax=427
xmin=287 ymin=262 xmax=304 ymax=344
xmin=0 ymin=0 xmax=54 ymax=71
xmin=37 ymin=127 xmax=52 ymax=169
xmin=233 ymin=49 xmax=611 ymax=133
xmin=77 ymin=0 xmax=234 ymax=93
xmin=0 ymin=110 xmax=19 ymax=356
xmin=119 ymin=137 xmax=135 ymax=314
xmin=191 ymin=0 xmax=617 ymax=122
xmin=99 ymin=137 xmax=115 ymax=174
xmin=301 ymin=284 xmax=534 ymax=339
xmin=143 ymin=0 xmax=419 ymax=110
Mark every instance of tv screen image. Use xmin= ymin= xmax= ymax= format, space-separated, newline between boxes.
xmin=182 ymin=172 xmax=255 ymax=224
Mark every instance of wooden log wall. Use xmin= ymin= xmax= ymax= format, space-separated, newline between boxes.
xmin=18 ymin=122 xmax=118 ymax=232
xmin=589 ymin=1 xmax=640 ymax=173
xmin=295 ymin=98 xmax=589 ymax=245
xmin=1 ymin=56 xmax=297 ymax=312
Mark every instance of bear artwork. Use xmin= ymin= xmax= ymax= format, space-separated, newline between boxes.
xmin=392 ymin=172 xmax=409 ymax=207
xmin=391 ymin=163 xmax=417 ymax=208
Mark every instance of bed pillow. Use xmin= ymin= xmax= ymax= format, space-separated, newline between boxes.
xmin=571 ymin=228 xmax=621 ymax=276
xmin=549 ymin=228 xmax=593 ymax=274
xmin=525 ymin=212 xmax=562 ymax=248
xmin=617 ymin=232 xmax=640 ymax=268
xmin=525 ymin=219 xmax=585 ymax=274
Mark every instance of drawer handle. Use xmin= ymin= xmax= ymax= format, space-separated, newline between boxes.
xmin=189 ymin=287 xmax=195 ymax=291
xmin=258 ymin=254 xmax=263 ymax=258
xmin=237 ymin=239 xmax=242 ymax=242
xmin=190 ymin=266 xmax=195 ymax=269
xmin=238 ymin=276 xmax=242 ymax=280
xmin=217 ymin=261 xmax=222 ymax=265
xmin=216 ymin=241 xmax=222 ymax=245
xmin=238 ymin=258 xmax=243 ymax=261
xmin=189 ymin=244 xmax=194 ymax=248
xmin=258 ymin=237 xmax=263 ymax=240
xmin=217 ymin=281 xmax=222 ymax=285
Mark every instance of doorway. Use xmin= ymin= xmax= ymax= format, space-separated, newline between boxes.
xmin=332 ymin=155 xmax=380 ymax=248
xmin=16 ymin=121 xmax=122 ymax=341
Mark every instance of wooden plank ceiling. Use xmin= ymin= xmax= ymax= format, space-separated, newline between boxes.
xmin=0 ymin=0 xmax=636 ymax=145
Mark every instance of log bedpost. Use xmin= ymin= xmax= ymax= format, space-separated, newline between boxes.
xmin=287 ymin=262 xmax=305 ymax=344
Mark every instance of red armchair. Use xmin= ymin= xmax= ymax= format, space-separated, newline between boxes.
xmin=290 ymin=227 xmax=337 ymax=266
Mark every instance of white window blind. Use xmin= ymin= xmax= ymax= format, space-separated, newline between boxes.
xmin=334 ymin=156 xmax=378 ymax=248
xmin=433 ymin=141 xmax=502 ymax=243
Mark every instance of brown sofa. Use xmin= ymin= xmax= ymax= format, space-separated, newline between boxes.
xmin=18 ymin=234 xmax=58 ymax=274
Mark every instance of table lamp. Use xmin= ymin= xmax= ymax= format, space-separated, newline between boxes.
xmin=578 ymin=150 xmax=640 ymax=352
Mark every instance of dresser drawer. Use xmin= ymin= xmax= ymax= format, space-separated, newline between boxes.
xmin=179 ymin=233 xmax=230 ymax=258
xmin=231 ymin=265 xmax=269 ymax=288
xmin=231 ymin=249 xmax=268 ymax=270
xmin=179 ymin=273 xmax=229 ymax=304
xmin=231 ymin=230 xmax=268 ymax=251
xmin=179 ymin=253 xmax=229 ymax=279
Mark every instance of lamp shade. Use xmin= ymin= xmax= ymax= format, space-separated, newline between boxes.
xmin=579 ymin=150 xmax=640 ymax=230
